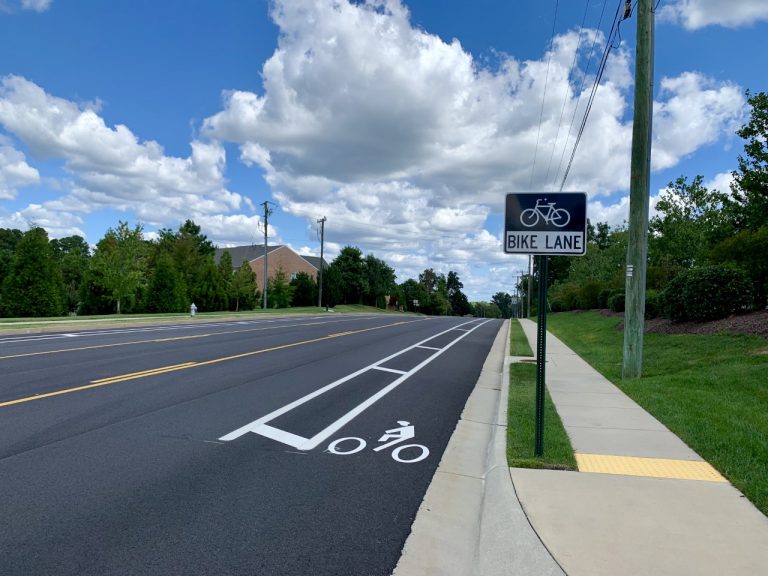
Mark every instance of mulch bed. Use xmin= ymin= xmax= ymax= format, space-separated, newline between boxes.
xmin=598 ymin=309 xmax=768 ymax=340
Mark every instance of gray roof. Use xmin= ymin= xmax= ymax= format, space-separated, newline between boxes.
xmin=215 ymin=245 xmax=327 ymax=271
xmin=214 ymin=245 xmax=281 ymax=268
xmin=302 ymin=255 xmax=326 ymax=270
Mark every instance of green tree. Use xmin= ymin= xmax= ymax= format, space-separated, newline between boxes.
xmin=1 ymin=227 xmax=63 ymax=317
xmin=322 ymin=263 xmax=343 ymax=307
xmin=431 ymin=273 xmax=450 ymax=315
xmin=649 ymin=175 xmax=727 ymax=268
xmin=90 ymin=222 xmax=146 ymax=314
xmin=145 ymin=252 xmax=188 ymax=313
xmin=364 ymin=254 xmax=396 ymax=309
xmin=0 ymin=228 xmax=24 ymax=294
xmin=51 ymin=235 xmax=90 ymax=313
xmin=710 ymin=226 xmax=768 ymax=309
xmin=446 ymin=271 xmax=471 ymax=316
xmin=217 ymin=250 xmax=233 ymax=310
xmin=230 ymin=261 xmax=259 ymax=311
xmin=155 ymin=220 xmax=214 ymax=304
xmin=472 ymin=301 xmax=501 ymax=318
xmin=332 ymin=246 xmax=367 ymax=304
xmin=400 ymin=278 xmax=429 ymax=313
xmin=192 ymin=258 xmax=228 ymax=312
xmin=416 ymin=268 xmax=449 ymax=315
xmin=491 ymin=292 xmax=513 ymax=319
xmin=268 ymin=267 xmax=294 ymax=308
xmin=290 ymin=271 xmax=318 ymax=307
xmin=728 ymin=91 xmax=768 ymax=232
xmin=179 ymin=219 xmax=215 ymax=257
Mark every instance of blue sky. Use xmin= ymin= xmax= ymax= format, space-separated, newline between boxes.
xmin=1 ymin=0 xmax=767 ymax=300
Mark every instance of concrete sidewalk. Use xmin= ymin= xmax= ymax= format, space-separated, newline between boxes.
xmin=513 ymin=318 xmax=768 ymax=576
xmin=394 ymin=319 xmax=768 ymax=576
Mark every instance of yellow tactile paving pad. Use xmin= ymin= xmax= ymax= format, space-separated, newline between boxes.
xmin=575 ymin=453 xmax=727 ymax=482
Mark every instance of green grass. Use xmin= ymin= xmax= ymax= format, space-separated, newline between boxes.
xmin=509 ymin=319 xmax=534 ymax=356
xmin=507 ymin=320 xmax=577 ymax=470
xmin=507 ymin=363 xmax=578 ymax=470
xmin=547 ymin=311 xmax=768 ymax=516
xmin=0 ymin=304 xmax=408 ymax=330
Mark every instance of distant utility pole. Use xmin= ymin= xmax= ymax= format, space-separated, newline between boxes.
xmin=261 ymin=200 xmax=273 ymax=310
xmin=527 ymin=255 xmax=533 ymax=318
xmin=317 ymin=216 xmax=326 ymax=308
xmin=623 ymin=0 xmax=654 ymax=378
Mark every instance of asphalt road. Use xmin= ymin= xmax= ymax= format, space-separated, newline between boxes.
xmin=0 ymin=313 xmax=502 ymax=575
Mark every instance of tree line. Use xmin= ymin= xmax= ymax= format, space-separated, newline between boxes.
xmin=0 ymin=220 xmax=489 ymax=318
xmin=516 ymin=91 xmax=768 ymax=322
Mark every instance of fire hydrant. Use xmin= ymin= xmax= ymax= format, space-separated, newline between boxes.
xmin=190 ymin=302 xmax=197 ymax=317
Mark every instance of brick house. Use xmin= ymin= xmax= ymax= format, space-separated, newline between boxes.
xmin=214 ymin=245 xmax=326 ymax=293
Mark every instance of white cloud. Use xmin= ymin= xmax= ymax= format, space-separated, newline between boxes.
xmin=0 ymin=135 xmax=39 ymax=199
xmin=21 ymin=0 xmax=51 ymax=12
xmin=0 ymin=203 xmax=85 ymax=238
xmin=201 ymin=0 xmax=746 ymax=299
xmin=652 ymin=73 xmax=744 ymax=170
xmin=205 ymin=1 xmax=744 ymax=203
xmin=0 ymin=75 xmax=254 ymax=238
xmin=704 ymin=171 xmax=735 ymax=195
xmin=588 ymin=196 xmax=630 ymax=229
xmin=193 ymin=213 xmax=275 ymax=247
xmin=659 ymin=0 xmax=768 ymax=29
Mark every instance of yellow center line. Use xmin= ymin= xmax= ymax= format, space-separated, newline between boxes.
xmin=90 ymin=362 xmax=199 ymax=384
xmin=0 ymin=318 xmax=424 ymax=408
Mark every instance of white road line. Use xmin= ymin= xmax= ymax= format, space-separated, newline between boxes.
xmin=416 ymin=345 xmax=441 ymax=351
xmin=372 ymin=366 xmax=408 ymax=375
xmin=0 ymin=315 xmax=399 ymax=345
xmin=219 ymin=319 xmax=491 ymax=448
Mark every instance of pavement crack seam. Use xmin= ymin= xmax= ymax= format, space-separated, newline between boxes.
xmin=506 ymin=467 xmax=568 ymax=575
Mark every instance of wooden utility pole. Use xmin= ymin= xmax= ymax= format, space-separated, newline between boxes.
xmin=261 ymin=201 xmax=272 ymax=310
xmin=622 ymin=0 xmax=654 ymax=378
xmin=317 ymin=216 xmax=326 ymax=308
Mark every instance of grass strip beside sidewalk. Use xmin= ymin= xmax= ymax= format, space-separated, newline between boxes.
xmin=507 ymin=320 xmax=577 ymax=471
xmin=509 ymin=318 xmax=534 ymax=356
xmin=547 ymin=311 xmax=768 ymax=517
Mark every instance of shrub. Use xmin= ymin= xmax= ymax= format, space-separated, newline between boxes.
xmin=645 ymin=289 xmax=661 ymax=319
xmin=662 ymin=265 xmax=753 ymax=322
xmin=550 ymin=282 xmax=580 ymax=311
xmin=685 ymin=266 xmax=752 ymax=322
xmin=598 ymin=289 xmax=612 ymax=309
xmin=661 ymin=272 xmax=689 ymax=322
xmin=550 ymin=299 xmax=566 ymax=312
xmin=575 ymin=281 xmax=603 ymax=309
xmin=608 ymin=292 xmax=625 ymax=312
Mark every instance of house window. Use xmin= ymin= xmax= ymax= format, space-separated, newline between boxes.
xmin=290 ymin=272 xmax=298 ymax=280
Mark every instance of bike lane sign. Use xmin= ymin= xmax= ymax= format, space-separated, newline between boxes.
xmin=504 ymin=192 xmax=588 ymax=255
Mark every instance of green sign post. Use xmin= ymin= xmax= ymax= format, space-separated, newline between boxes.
xmin=505 ymin=192 xmax=587 ymax=456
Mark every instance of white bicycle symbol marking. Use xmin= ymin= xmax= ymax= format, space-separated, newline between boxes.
xmin=520 ymin=198 xmax=571 ymax=228
xmin=326 ymin=421 xmax=430 ymax=464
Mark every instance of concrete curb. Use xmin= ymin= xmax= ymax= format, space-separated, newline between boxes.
xmin=393 ymin=320 xmax=562 ymax=576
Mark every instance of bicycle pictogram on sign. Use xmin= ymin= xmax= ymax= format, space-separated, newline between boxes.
xmin=520 ymin=198 xmax=571 ymax=228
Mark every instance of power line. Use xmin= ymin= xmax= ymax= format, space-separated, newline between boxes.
xmin=544 ymin=0 xmax=592 ymax=187
xmin=529 ymin=0 xmax=560 ymax=188
xmin=558 ymin=0 xmax=626 ymax=192
xmin=551 ymin=0 xmax=610 ymax=189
